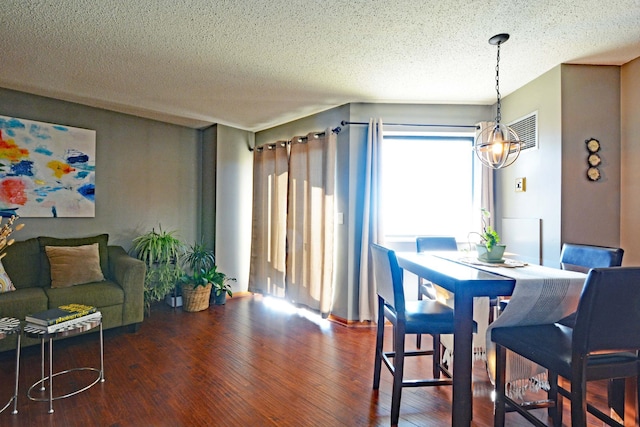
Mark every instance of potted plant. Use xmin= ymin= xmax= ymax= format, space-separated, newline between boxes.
xmin=179 ymin=241 xmax=216 ymax=312
xmin=209 ymin=265 xmax=236 ymax=305
xmin=469 ymin=209 xmax=506 ymax=262
xmin=131 ymin=225 xmax=185 ymax=315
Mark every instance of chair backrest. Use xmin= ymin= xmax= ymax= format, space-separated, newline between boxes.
xmin=416 ymin=236 xmax=458 ymax=253
xmin=559 ymin=243 xmax=624 ymax=273
xmin=573 ymin=267 xmax=640 ymax=354
xmin=371 ymin=244 xmax=405 ymax=313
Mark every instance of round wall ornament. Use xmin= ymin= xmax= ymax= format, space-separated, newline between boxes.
xmin=586 ymin=138 xmax=600 ymax=153
xmin=587 ymin=167 xmax=601 ymax=181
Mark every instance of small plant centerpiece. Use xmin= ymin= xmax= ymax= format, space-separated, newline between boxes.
xmin=468 ymin=209 xmax=506 ymax=262
xmin=180 ymin=241 xmax=216 ymax=312
xmin=131 ymin=225 xmax=185 ymax=315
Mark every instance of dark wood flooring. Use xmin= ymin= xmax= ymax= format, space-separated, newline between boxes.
xmin=0 ymin=295 xmax=613 ymax=426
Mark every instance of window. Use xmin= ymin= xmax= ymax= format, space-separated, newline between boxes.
xmin=381 ymin=134 xmax=476 ymax=243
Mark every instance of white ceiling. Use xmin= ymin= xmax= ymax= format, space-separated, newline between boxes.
xmin=2 ymin=0 xmax=640 ymax=132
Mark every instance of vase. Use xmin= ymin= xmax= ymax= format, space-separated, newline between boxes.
xmin=476 ymin=244 xmax=506 ymax=263
xmin=213 ymin=292 xmax=227 ymax=305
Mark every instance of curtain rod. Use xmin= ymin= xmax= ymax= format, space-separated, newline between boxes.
xmin=340 ymin=120 xmax=479 ymax=129
xmin=251 ymin=127 xmax=342 ymax=152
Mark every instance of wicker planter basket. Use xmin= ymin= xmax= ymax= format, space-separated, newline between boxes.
xmin=182 ymin=283 xmax=212 ymax=312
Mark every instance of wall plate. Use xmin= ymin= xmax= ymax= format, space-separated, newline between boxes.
xmin=515 ymin=177 xmax=526 ymax=192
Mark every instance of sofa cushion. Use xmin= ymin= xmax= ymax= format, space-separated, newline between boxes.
xmin=0 ymin=259 xmax=15 ymax=292
xmin=0 ymin=287 xmax=49 ymax=320
xmin=45 ymin=243 xmax=105 ymax=288
xmin=44 ymin=280 xmax=124 ymax=309
xmin=2 ymin=237 xmax=42 ymax=289
xmin=38 ymin=234 xmax=109 ymax=288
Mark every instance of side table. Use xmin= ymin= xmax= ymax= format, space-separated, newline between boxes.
xmin=23 ymin=313 xmax=104 ymax=414
xmin=0 ymin=317 xmax=21 ymax=415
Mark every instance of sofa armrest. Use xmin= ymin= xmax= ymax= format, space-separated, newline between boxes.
xmin=108 ymin=245 xmax=146 ymax=325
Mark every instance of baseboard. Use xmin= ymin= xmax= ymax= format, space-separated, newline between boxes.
xmin=328 ymin=314 xmax=374 ymax=328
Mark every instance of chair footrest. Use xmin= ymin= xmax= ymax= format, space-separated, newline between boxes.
xmin=402 ymin=378 xmax=452 ymax=387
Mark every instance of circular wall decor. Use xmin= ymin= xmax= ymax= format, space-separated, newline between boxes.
xmin=586 ymin=138 xmax=600 ymax=153
xmin=588 ymin=153 xmax=601 ymax=167
xmin=587 ymin=167 xmax=601 ymax=181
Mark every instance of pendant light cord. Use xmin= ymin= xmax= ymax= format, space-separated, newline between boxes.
xmin=495 ymin=43 xmax=502 ymax=124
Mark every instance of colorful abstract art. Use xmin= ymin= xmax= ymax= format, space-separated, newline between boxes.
xmin=0 ymin=115 xmax=96 ymax=217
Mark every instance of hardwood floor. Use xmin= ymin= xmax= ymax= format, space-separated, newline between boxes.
xmin=0 ymin=295 xmax=613 ymax=426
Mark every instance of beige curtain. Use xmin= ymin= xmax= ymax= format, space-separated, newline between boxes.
xmin=248 ymin=142 xmax=289 ymax=297
xmin=285 ymin=131 xmax=337 ymax=315
xmin=358 ymin=118 xmax=385 ymax=322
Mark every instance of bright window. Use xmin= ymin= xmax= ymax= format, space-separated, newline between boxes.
xmin=381 ymin=134 xmax=476 ymax=242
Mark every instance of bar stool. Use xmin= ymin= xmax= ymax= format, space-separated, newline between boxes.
xmin=0 ymin=317 xmax=21 ymax=415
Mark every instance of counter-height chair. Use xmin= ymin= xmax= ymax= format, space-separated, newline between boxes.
xmin=557 ymin=243 xmax=625 ymax=422
xmin=498 ymin=243 xmax=626 ymax=423
xmin=372 ymin=243 xmax=474 ymax=426
xmin=492 ymin=267 xmax=640 ymax=427
xmin=415 ymin=236 xmax=458 ymax=349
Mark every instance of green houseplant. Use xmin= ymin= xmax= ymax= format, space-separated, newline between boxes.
xmin=209 ymin=265 xmax=236 ymax=305
xmin=180 ymin=241 xmax=216 ymax=312
xmin=131 ymin=225 xmax=185 ymax=314
xmin=469 ymin=209 xmax=506 ymax=262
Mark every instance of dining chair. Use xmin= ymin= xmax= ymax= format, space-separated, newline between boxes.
xmin=492 ymin=267 xmax=640 ymax=427
xmin=371 ymin=243 xmax=473 ymax=426
xmin=499 ymin=243 xmax=626 ymax=422
xmin=415 ymin=236 xmax=458 ymax=349
xmin=557 ymin=243 xmax=626 ymax=422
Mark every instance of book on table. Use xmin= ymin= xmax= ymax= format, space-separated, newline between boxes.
xmin=25 ymin=304 xmax=98 ymax=326
xmin=26 ymin=311 xmax=102 ymax=333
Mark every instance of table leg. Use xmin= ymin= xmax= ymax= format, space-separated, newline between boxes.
xmin=12 ymin=334 xmax=20 ymax=414
xmin=48 ymin=337 xmax=53 ymax=414
xmin=99 ymin=322 xmax=105 ymax=382
xmin=452 ymin=292 xmax=474 ymax=427
xmin=40 ymin=339 xmax=45 ymax=391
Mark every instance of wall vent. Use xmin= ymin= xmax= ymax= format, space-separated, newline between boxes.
xmin=509 ymin=111 xmax=538 ymax=151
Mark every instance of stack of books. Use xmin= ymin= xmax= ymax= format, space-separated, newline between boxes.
xmin=25 ymin=304 xmax=101 ymax=333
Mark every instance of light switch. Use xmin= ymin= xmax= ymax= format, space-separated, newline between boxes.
xmin=515 ymin=177 xmax=526 ymax=192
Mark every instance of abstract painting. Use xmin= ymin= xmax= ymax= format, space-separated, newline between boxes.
xmin=0 ymin=115 xmax=96 ymax=217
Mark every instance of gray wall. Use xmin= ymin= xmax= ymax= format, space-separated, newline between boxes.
xmin=214 ymin=125 xmax=254 ymax=293
xmin=498 ymin=66 xmax=563 ymax=266
xmin=560 ymin=64 xmax=621 ymax=248
xmin=0 ymin=87 xmax=201 ymax=250
xmin=498 ymin=64 xmax=623 ymax=266
xmin=621 ymin=57 xmax=640 ymax=265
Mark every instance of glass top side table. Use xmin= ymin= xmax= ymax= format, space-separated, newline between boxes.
xmin=23 ymin=313 xmax=104 ymax=414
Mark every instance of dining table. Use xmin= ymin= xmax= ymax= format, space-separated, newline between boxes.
xmin=395 ymin=251 xmax=587 ymax=427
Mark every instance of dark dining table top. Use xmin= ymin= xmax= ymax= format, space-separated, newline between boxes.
xmin=396 ymin=252 xmax=516 ymax=298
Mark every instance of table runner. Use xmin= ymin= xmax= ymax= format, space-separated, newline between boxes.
xmin=433 ymin=254 xmax=586 ymax=398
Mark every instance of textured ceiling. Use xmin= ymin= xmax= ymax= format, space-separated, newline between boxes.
xmin=2 ymin=0 xmax=640 ymax=131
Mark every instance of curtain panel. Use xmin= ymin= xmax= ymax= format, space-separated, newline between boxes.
xmin=248 ymin=142 xmax=289 ymax=297
xmin=358 ymin=118 xmax=385 ymax=322
xmin=286 ymin=132 xmax=337 ymax=314
xmin=249 ymin=130 xmax=337 ymax=316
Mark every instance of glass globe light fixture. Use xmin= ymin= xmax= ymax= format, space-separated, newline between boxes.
xmin=474 ymin=34 xmax=522 ymax=169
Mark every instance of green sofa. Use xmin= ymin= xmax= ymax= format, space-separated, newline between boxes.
xmin=0 ymin=234 xmax=146 ymax=352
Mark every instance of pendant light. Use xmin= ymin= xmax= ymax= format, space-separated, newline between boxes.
xmin=474 ymin=33 xmax=522 ymax=169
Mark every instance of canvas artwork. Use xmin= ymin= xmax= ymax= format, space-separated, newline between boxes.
xmin=0 ymin=115 xmax=96 ymax=217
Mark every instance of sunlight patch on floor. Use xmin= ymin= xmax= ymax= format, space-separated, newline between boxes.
xmin=262 ymin=296 xmax=332 ymax=331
